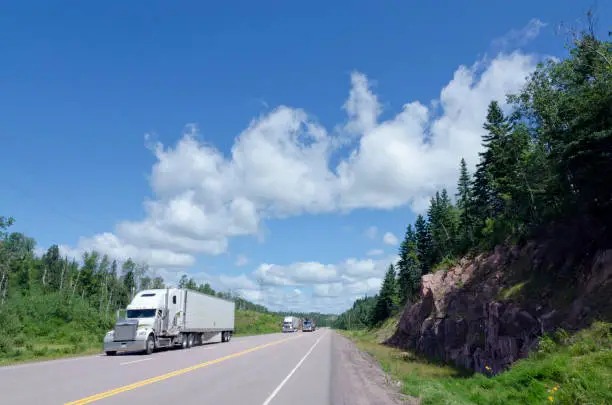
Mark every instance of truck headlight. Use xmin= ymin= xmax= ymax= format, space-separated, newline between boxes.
xmin=137 ymin=329 xmax=147 ymax=336
xmin=106 ymin=331 xmax=114 ymax=336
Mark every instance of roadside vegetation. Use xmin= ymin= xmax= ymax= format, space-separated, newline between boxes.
xmin=334 ymin=16 xmax=612 ymax=405
xmin=341 ymin=321 xmax=612 ymax=405
xmin=234 ymin=310 xmax=283 ymax=336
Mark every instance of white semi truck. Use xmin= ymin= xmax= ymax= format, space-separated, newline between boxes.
xmin=103 ymin=288 xmax=235 ymax=355
xmin=282 ymin=316 xmax=300 ymax=333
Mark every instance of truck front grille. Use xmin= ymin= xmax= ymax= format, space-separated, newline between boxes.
xmin=114 ymin=323 xmax=137 ymax=341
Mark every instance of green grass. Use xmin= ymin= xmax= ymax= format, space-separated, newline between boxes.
xmin=339 ymin=321 xmax=612 ymax=405
xmin=432 ymin=256 xmax=459 ymax=273
xmin=496 ymin=281 xmax=528 ymax=300
xmin=0 ymin=293 xmax=283 ymax=365
xmin=234 ymin=310 xmax=282 ymax=336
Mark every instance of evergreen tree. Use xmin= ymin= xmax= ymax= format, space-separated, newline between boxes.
xmin=372 ymin=264 xmax=398 ymax=324
xmin=428 ymin=189 xmax=459 ymax=262
xmin=472 ymin=101 xmax=510 ymax=236
xmin=414 ymin=214 xmax=434 ymax=274
xmin=397 ymin=225 xmax=421 ymax=305
xmin=456 ymin=158 xmax=475 ymax=253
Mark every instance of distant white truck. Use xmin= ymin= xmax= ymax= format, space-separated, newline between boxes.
xmin=103 ymin=288 xmax=235 ymax=355
xmin=282 ymin=316 xmax=300 ymax=333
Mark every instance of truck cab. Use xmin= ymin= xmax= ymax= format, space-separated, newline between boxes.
xmin=302 ymin=319 xmax=316 ymax=332
xmin=104 ymin=289 xmax=171 ymax=355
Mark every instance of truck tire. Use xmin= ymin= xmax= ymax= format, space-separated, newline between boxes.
xmin=181 ymin=334 xmax=188 ymax=349
xmin=187 ymin=334 xmax=194 ymax=348
xmin=145 ymin=335 xmax=155 ymax=355
xmin=105 ymin=351 xmax=116 ymax=356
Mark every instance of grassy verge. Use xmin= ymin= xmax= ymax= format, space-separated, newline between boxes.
xmin=234 ymin=310 xmax=282 ymax=336
xmin=338 ymin=321 xmax=612 ymax=405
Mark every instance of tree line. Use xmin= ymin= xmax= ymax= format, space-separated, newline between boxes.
xmin=335 ymin=26 xmax=612 ymax=329
xmin=0 ymin=219 xmax=268 ymax=315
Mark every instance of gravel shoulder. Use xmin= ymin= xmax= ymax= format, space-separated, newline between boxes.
xmin=330 ymin=332 xmax=415 ymax=405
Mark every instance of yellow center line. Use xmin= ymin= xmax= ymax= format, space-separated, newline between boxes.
xmin=65 ymin=334 xmax=303 ymax=405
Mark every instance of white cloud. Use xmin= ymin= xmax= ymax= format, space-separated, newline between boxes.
xmin=65 ymin=50 xmax=536 ymax=268
xmin=219 ymin=274 xmax=256 ymax=290
xmin=253 ymin=255 xmax=398 ymax=288
xmin=493 ymin=18 xmax=546 ymax=49
xmin=383 ymin=232 xmax=399 ymax=246
xmin=254 ymin=261 xmax=340 ymax=286
xmin=61 ymin=233 xmax=195 ymax=268
xmin=364 ymin=226 xmax=378 ymax=240
xmin=366 ymin=249 xmax=384 ymax=256
xmin=59 ymin=27 xmax=541 ymax=314
xmin=235 ymin=254 xmax=248 ymax=267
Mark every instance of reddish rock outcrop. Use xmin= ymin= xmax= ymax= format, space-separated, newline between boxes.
xmin=386 ymin=239 xmax=612 ymax=374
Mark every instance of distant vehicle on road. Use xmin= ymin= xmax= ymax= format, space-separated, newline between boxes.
xmin=302 ymin=318 xmax=316 ymax=332
xmin=282 ymin=316 xmax=300 ymax=333
xmin=103 ymin=288 xmax=235 ymax=356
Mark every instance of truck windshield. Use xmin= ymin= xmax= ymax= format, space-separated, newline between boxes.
xmin=126 ymin=309 xmax=156 ymax=318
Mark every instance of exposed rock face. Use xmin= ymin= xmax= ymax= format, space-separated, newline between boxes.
xmin=386 ymin=241 xmax=612 ymax=375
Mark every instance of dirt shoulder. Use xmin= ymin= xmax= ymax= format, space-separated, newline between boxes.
xmin=330 ymin=332 xmax=416 ymax=405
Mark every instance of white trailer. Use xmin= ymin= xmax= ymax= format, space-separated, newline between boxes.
xmin=103 ymin=288 xmax=235 ymax=355
xmin=282 ymin=316 xmax=300 ymax=333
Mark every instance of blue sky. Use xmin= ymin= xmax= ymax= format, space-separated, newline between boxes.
xmin=1 ymin=1 xmax=608 ymax=313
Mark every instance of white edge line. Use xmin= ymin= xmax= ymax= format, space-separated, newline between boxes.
xmin=261 ymin=331 xmax=328 ymax=405
xmin=119 ymin=358 xmax=154 ymax=366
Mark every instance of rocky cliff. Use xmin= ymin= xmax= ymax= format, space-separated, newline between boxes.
xmin=386 ymin=220 xmax=612 ymax=375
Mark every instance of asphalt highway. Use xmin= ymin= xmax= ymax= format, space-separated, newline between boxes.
xmin=0 ymin=329 xmax=404 ymax=405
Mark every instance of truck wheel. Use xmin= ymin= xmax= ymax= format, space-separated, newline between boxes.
xmin=225 ymin=332 xmax=232 ymax=342
xmin=105 ymin=351 xmax=116 ymax=356
xmin=181 ymin=334 xmax=188 ymax=349
xmin=187 ymin=334 xmax=194 ymax=348
xmin=145 ymin=335 xmax=155 ymax=355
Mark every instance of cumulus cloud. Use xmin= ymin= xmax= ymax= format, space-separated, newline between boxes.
xmin=59 ymin=34 xmax=541 ymax=312
xmin=364 ymin=226 xmax=378 ymax=240
xmin=219 ymin=274 xmax=256 ymax=290
xmin=493 ymin=18 xmax=546 ymax=50
xmin=235 ymin=254 xmax=249 ymax=267
xmin=383 ymin=232 xmax=399 ymax=246
xmin=366 ymin=249 xmax=384 ymax=256
xmin=253 ymin=255 xmax=398 ymax=287
xmin=65 ymin=51 xmax=536 ymax=268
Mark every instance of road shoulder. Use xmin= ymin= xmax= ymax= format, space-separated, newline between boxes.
xmin=330 ymin=332 xmax=415 ymax=405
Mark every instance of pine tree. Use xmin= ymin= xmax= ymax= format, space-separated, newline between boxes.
xmin=372 ymin=264 xmax=397 ymax=324
xmin=456 ymin=158 xmax=475 ymax=253
xmin=428 ymin=189 xmax=459 ymax=262
xmin=397 ymin=225 xmax=415 ymax=304
xmin=472 ymin=101 xmax=510 ymax=235
xmin=397 ymin=225 xmax=423 ymax=305
xmin=414 ymin=214 xmax=434 ymax=274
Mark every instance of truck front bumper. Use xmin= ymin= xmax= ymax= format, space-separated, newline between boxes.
xmin=103 ymin=337 xmax=147 ymax=353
